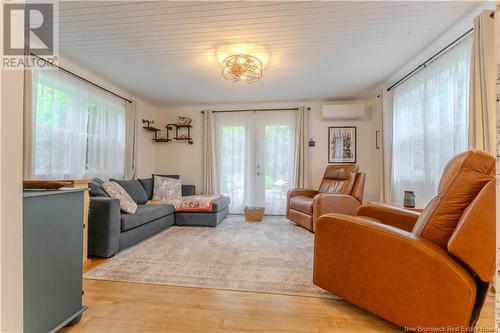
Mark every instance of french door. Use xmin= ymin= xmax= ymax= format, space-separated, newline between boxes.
xmin=215 ymin=110 xmax=297 ymax=215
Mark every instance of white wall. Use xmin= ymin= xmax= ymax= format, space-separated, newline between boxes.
xmin=155 ymin=100 xmax=382 ymax=202
xmin=0 ymin=69 xmax=24 ymax=332
xmin=135 ymin=101 xmax=158 ymax=178
xmin=308 ymin=99 xmax=382 ymax=202
xmin=58 ymin=57 xmax=160 ymax=179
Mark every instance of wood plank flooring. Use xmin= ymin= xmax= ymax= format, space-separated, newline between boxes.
xmin=62 ymin=258 xmax=495 ymax=333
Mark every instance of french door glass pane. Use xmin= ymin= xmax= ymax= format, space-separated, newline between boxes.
xmin=216 ymin=110 xmax=296 ymax=215
xmin=258 ymin=111 xmax=296 ymax=215
xmin=216 ymin=112 xmax=252 ymax=214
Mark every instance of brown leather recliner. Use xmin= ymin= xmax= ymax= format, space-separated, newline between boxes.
xmin=313 ymin=150 xmax=495 ymax=330
xmin=286 ymin=164 xmax=365 ymax=232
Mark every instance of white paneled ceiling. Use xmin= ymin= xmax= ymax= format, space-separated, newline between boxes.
xmin=58 ymin=1 xmax=481 ymax=105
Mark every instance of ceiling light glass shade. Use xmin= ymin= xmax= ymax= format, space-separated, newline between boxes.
xmin=222 ymin=54 xmax=262 ymax=83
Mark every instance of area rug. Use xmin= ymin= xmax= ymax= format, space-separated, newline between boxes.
xmin=85 ymin=215 xmax=336 ymax=298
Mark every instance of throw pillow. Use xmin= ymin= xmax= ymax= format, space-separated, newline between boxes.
xmin=153 ymin=175 xmax=181 ymax=201
xmin=102 ymin=181 xmax=138 ymax=214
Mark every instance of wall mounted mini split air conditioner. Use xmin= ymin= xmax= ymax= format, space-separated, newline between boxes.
xmin=322 ymin=104 xmax=365 ymax=120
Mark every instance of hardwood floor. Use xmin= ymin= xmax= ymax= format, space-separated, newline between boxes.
xmin=62 ymin=259 xmax=495 ymax=333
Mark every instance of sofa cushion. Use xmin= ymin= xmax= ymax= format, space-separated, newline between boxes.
xmin=138 ymin=178 xmax=154 ymax=200
xmin=111 ymin=179 xmax=149 ymax=204
xmin=289 ymin=196 xmax=313 ymax=215
xmin=121 ymin=204 xmax=175 ymax=231
xmin=211 ymin=196 xmax=230 ymax=212
xmin=89 ymin=177 xmax=108 ymax=197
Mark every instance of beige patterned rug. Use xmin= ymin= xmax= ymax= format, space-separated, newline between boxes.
xmin=85 ymin=215 xmax=336 ymax=298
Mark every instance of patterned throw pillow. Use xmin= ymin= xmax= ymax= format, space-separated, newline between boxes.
xmin=153 ymin=175 xmax=182 ymax=201
xmin=102 ymin=181 xmax=138 ymax=214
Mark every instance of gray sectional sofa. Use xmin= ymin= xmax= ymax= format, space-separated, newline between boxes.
xmin=88 ymin=175 xmax=230 ymax=258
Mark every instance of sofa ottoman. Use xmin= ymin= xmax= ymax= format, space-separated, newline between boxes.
xmin=174 ymin=196 xmax=230 ymax=227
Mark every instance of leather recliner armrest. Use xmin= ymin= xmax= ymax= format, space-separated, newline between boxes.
xmin=313 ymin=214 xmax=476 ymax=329
xmin=356 ymin=202 xmax=421 ymax=232
xmin=287 ymin=188 xmax=319 ymax=199
xmin=286 ymin=188 xmax=319 ymax=219
xmin=88 ymin=197 xmax=121 ymax=258
xmin=312 ymin=193 xmax=362 ymax=224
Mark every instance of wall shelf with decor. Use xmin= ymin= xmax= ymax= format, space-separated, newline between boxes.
xmin=142 ymin=119 xmax=172 ymax=142
xmin=142 ymin=117 xmax=194 ymax=144
xmin=166 ymin=123 xmax=193 ymax=145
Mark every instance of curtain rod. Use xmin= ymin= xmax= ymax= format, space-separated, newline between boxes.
xmin=386 ymin=28 xmax=473 ymax=92
xmin=29 ymin=53 xmax=132 ymax=104
xmin=201 ymin=107 xmax=310 ymax=114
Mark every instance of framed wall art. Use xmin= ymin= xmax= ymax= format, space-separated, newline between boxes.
xmin=328 ymin=126 xmax=357 ymax=163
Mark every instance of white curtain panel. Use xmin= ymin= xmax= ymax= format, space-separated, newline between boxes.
xmin=468 ymin=10 xmax=496 ymax=153
xmin=31 ymin=69 xmax=126 ymax=179
xmin=392 ymin=35 xmax=473 ymax=207
xmin=202 ymin=109 xmax=219 ymax=195
xmin=381 ymin=89 xmax=394 ymax=202
xmin=124 ymin=100 xmax=138 ymax=179
xmin=23 ymin=69 xmax=35 ymax=179
xmin=294 ymin=106 xmax=310 ymax=188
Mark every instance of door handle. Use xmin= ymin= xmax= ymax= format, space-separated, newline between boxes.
xmin=375 ymin=130 xmax=381 ymax=149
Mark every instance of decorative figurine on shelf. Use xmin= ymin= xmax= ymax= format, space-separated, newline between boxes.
xmin=177 ymin=116 xmax=192 ymax=126
xmin=142 ymin=119 xmax=155 ymax=127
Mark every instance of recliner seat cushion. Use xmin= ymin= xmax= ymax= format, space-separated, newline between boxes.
xmin=111 ymin=179 xmax=149 ymax=204
xmin=289 ymin=196 xmax=314 ymax=215
xmin=121 ymin=204 xmax=175 ymax=231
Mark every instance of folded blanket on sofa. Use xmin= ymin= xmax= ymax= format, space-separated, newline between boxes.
xmin=147 ymin=195 xmax=223 ymax=212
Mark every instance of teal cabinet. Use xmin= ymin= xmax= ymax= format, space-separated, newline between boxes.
xmin=23 ymin=189 xmax=86 ymax=333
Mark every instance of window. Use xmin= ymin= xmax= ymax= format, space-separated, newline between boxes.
xmin=392 ymin=35 xmax=472 ymax=207
xmin=32 ymin=69 xmax=126 ymax=179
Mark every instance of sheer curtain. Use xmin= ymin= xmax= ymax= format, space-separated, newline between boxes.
xmin=392 ymin=35 xmax=472 ymax=207
xmin=31 ymin=69 xmax=126 ymax=179
xmin=84 ymin=88 xmax=126 ymax=179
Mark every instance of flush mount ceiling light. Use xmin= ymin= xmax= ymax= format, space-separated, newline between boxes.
xmin=221 ymin=54 xmax=262 ymax=83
